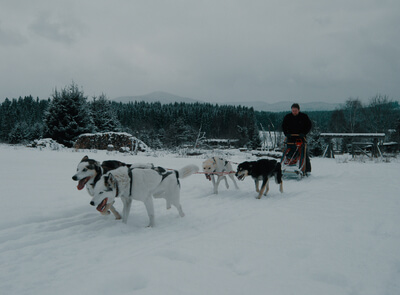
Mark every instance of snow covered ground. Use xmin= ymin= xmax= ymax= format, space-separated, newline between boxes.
xmin=1 ymin=144 xmax=399 ymax=295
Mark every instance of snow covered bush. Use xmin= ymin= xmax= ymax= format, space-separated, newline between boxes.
xmin=27 ymin=138 xmax=65 ymax=150
xmin=73 ymin=132 xmax=149 ymax=153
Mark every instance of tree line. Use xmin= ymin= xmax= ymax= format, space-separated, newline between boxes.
xmin=0 ymin=83 xmax=259 ymax=148
xmin=1 ymin=83 xmax=399 ymax=151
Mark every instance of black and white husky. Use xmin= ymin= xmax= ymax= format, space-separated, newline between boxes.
xmin=235 ymin=159 xmax=283 ymax=199
xmin=91 ymin=164 xmax=199 ymax=227
xmin=72 ymin=155 xmax=153 ymax=219
xmin=202 ymin=157 xmax=239 ymax=194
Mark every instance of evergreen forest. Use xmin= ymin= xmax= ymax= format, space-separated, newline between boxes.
xmin=1 ymin=83 xmax=399 ymax=153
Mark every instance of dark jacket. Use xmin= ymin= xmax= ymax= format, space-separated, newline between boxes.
xmin=282 ymin=112 xmax=312 ymax=136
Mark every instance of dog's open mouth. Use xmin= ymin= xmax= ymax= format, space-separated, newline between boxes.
xmin=77 ymin=177 xmax=91 ymax=190
xmin=205 ymin=174 xmax=211 ymax=181
xmin=237 ymin=174 xmax=245 ymax=181
xmin=97 ymin=198 xmax=109 ymax=213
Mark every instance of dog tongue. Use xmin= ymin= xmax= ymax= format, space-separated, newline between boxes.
xmin=77 ymin=179 xmax=86 ymax=190
xmin=97 ymin=198 xmax=108 ymax=213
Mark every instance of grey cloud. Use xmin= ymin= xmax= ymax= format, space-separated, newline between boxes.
xmin=0 ymin=24 xmax=26 ymax=46
xmin=0 ymin=0 xmax=399 ymax=103
xmin=29 ymin=12 xmax=84 ymax=44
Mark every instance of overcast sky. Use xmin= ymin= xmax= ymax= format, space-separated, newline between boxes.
xmin=0 ymin=0 xmax=399 ymax=104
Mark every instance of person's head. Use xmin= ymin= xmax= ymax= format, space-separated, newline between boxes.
xmin=291 ymin=103 xmax=300 ymax=116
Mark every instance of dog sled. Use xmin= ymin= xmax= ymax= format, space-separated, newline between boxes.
xmin=280 ymin=134 xmax=307 ymax=179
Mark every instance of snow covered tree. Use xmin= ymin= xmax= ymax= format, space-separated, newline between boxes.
xmin=0 ymin=98 xmax=15 ymax=141
xmin=329 ymin=109 xmax=347 ymax=133
xmin=8 ymin=121 xmax=44 ymax=143
xmin=344 ymin=98 xmax=364 ymax=133
xmin=366 ymin=94 xmax=398 ymax=133
xmin=0 ymin=96 xmax=48 ymax=143
xmin=8 ymin=122 xmax=29 ymax=143
xmin=44 ymin=82 xmax=94 ymax=147
xmin=395 ymin=118 xmax=400 ymax=150
xmin=166 ymin=117 xmax=195 ymax=147
xmin=91 ymin=94 xmax=121 ymax=132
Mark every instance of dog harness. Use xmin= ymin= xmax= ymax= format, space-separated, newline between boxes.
xmin=128 ymin=168 xmax=133 ymax=196
xmin=89 ymin=164 xmax=103 ymax=190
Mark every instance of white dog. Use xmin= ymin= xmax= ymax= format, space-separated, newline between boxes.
xmin=202 ymin=157 xmax=239 ymax=194
xmin=91 ymin=165 xmax=199 ymax=227
xmin=72 ymin=156 xmax=128 ymax=219
xmin=72 ymin=155 xmax=153 ymax=219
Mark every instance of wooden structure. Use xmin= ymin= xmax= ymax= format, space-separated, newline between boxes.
xmin=320 ymin=133 xmax=385 ymax=158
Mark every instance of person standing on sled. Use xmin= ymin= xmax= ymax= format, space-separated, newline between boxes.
xmin=282 ymin=103 xmax=312 ymax=174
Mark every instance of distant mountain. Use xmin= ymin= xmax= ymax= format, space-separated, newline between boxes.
xmin=114 ymin=91 xmax=200 ymax=104
xmin=227 ymin=101 xmax=342 ymax=112
xmin=114 ymin=91 xmax=341 ymax=112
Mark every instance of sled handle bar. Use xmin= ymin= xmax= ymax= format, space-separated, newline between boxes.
xmin=285 ymin=135 xmax=307 ymax=145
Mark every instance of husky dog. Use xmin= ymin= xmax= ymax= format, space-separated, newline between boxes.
xmin=202 ymin=157 xmax=239 ymax=194
xmin=72 ymin=156 xmax=152 ymax=219
xmin=235 ymin=159 xmax=283 ymax=199
xmin=91 ymin=164 xmax=199 ymax=227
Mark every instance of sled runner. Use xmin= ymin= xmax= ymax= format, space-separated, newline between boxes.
xmin=281 ymin=135 xmax=307 ymax=179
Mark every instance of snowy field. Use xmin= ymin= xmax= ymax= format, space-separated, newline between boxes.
xmin=1 ymin=144 xmax=399 ymax=295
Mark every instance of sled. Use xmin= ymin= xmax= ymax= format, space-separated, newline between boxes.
xmin=281 ymin=135 xmax=307 ymax=179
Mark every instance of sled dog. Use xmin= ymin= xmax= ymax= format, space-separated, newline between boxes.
xmin=235 ymin=159 xmax=283 ymax=199
xmin=72 ymin=155 xmax=153 ymax=219
xmin=91 ymin=164 xmax=199 ymax=227
xmin=202 ymin=157 xmax=239 ymax=194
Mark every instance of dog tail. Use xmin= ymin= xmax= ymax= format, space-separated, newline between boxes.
xmin=177 ymin=164 xmax=199 ymax=179
xmin=275 ymin=162 xmax=283 ymax=184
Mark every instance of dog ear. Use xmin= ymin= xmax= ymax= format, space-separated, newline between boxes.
xmin=81 ymin=155 xmax=89 ymax=161
xmin=106 ymin=173 xmax=117 ymax=188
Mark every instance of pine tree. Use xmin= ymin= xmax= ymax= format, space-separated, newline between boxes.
xmin=0 ymin=98 xmax=16 ymax=141
xmin=91 ymin=94 xmax=121 ymax=132
xmin=8 ymin=122 xmax=29 ymax=143
xmin=44 ymin=83 xmax=94 ymax=147
xmin=166 ymin=117 xmax=195 ymax=147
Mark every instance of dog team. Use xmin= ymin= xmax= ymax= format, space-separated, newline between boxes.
xmin=72 ymin=155 xmax=283 ymax=227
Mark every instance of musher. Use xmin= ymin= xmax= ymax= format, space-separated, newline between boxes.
xmin=282 ymin=103 xmax=312 ymax=174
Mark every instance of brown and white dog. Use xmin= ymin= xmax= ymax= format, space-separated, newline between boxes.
xmin=235 ymin=158 xmax=283 ymax=199
xmin=202 ymin=157 xmax=239 ymax=194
